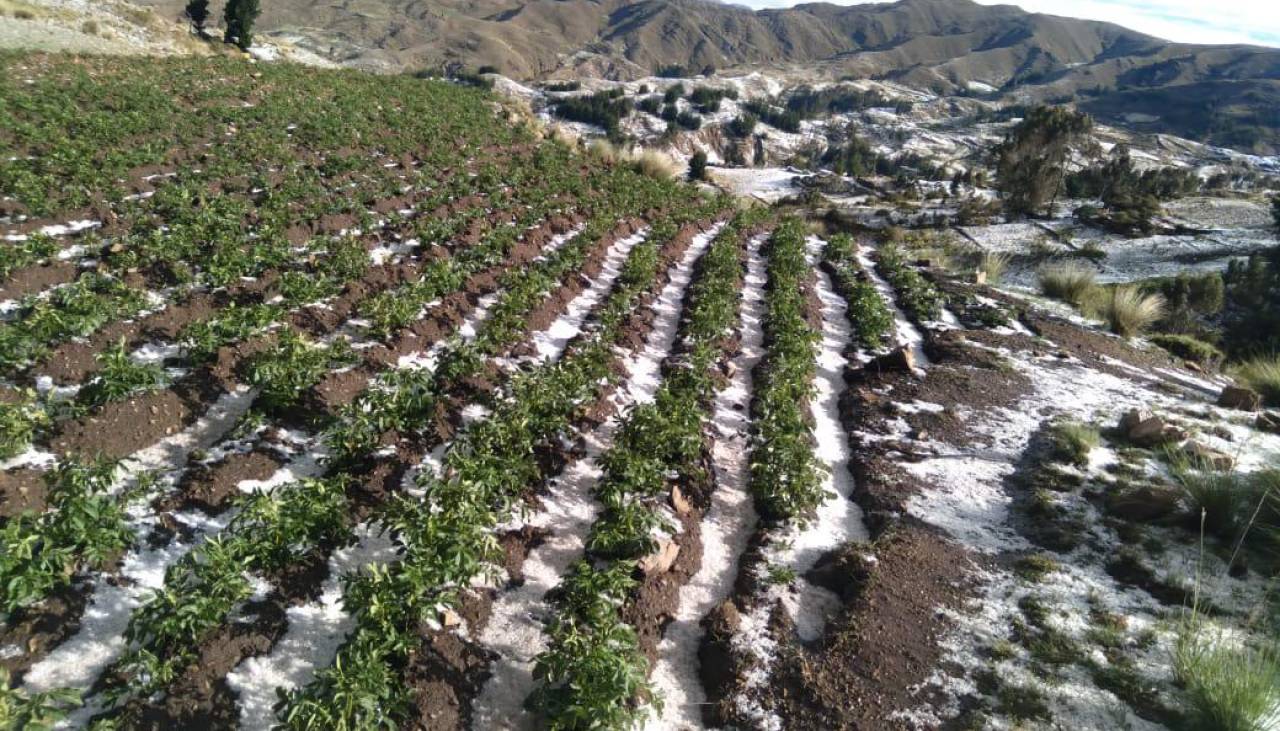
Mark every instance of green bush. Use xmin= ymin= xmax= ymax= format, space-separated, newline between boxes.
xmin=1150 ymin=334 xmax=1223 ymax=365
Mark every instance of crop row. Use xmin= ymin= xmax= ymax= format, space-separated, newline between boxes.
xmin=278 ymin=201 xmax=725 ymax=729
xmin=875 ymin=243 xmax=944 ymax=324
xmin=821 ymin=234 xmax=894 ymax=351
xmin=53 ymin=202 xmax=712 ymax=725
xmin=750 ymin=218 xmax=828 ymax=521
xmin=529 ymin=208 xmax=769 ymax=729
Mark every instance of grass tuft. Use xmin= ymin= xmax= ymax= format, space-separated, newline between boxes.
xmin=1048 ymin=420 xmax=1100 ymax=467
xmin=1100 ymin=286 xmax=1165 ymax=337
xmin=1231 ymin=355 xmax=1280 ymax=407
xmin=1038 ymin=262 xmax=1096 ymax=305
xmin=1174 ymin=618 xmax=1280 ymax=731
xmin=978 ymin=251 xmax=1011 ymax=284
xmin=632 ymin=150 xmax=680 ymax=180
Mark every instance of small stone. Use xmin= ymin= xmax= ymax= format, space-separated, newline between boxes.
xmin=868 ymin=346 xmax=916 ymax=374
xmin=1182 ymin=441 xmax=1235 ymax=471
xmin=1257 ymin=411 xmax=1280 ymax=435
xmin=638 ymin=539 xmax=680 ymax=576
xmin=974 ymin=270 xmax=988 ymax=285
xmin=1119 ymin=409 xmax=1186 ymax=447
xmin=441 ymin=609 xmax=463 ymax=628
xmin=671 ymin=485 xmax=692 ymax=515
xmin=1218 ymin=386 xmax=1262 ymax=412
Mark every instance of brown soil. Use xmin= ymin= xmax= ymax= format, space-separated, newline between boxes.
xmin=0 ymin=585 xmax=89 ymax=683
xmin=1023 ymin=312 xmax=1180 ymax=378
xmin=0 ymin=261 xmax=78 ymax=299
xmin=158 ymin=450 xmax=284 ymax=515
xmin=0 ymin=467 xmax=48 ymax=520
xmin=750 ymin=524 xmax=974 ymax=730
xmin=50 ymin=382 xmax=210 ymax=460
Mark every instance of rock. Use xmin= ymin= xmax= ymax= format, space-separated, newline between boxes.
xmin=1257 ymin=411 xmax=1280 ymax=435
xmin=1118 ymin=409 xmax=1186 ymax=447
xmin=671 ymin=485 xmax=692 ymax=516
xmin=638 ymin=538 xmax=680 ymax=576
xmin=1182 ymin=441 xmax=1235 ymax=471
xmin=440 ymin=608 xmax=463 ymax=628
xmin=1218 ymin=386 xmax=1262 ymax=412
xmin=974 ymin=270 xmax=988 ymax=285
xmin=868 ymin=346 xmax=917 ymax=374
xmin=1106 ymin=485 xmax=1183 ymax=522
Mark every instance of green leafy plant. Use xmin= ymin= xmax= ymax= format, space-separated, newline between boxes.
xmin=0 ymin=458 xmax=129 ymax=614
xmin=77 ymin=339 xmax=169 ymax=408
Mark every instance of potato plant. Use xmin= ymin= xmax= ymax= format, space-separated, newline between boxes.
xmin=823 ymin=233 xmax=894 ymax=350
xmin=532 ymin=209 xmax=769 ymax=728
xmin=279 ymin=199 xmax=725 ymax=729
xmin=750 ymin=218 xmax=827 ymax=521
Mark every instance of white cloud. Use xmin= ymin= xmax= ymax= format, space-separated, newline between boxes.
xmin=736 ymin=0 xmax=1280 ymax=47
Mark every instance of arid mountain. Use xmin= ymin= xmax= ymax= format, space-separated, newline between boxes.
xmin=130 ymin=0 xmax=1280 ymax=151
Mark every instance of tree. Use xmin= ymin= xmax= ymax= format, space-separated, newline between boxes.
xmin=688 ymin=151 xmax=708 ymax=181
xmin=1272 ymin=196 xmax=1280 ymax=231
xmin=223 ymin=0 xmax=260 ymax=51
xmin=184 ymin=0 xmax=209 ymax=34
xmin=995 ymin=106 xmax=1093 ymax=218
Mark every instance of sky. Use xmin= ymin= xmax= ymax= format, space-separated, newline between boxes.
xmin=733 ymin=0 xmax=1280 ymax=48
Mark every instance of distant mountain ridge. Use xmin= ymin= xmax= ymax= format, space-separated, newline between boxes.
xmin=134 ymin=0 xmax=1280 ymax=152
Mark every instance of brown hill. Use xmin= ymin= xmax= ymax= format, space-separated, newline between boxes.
xmin=132 ymin=0 xmax=1280 ymax=151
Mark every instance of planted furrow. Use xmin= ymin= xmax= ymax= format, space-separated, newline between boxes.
xmin=221 ymin=217 xmax=656 ymax=730
xmin=63 ymin=205 xmax=703 ymax=726
xmin=0 ymin=196 xmax=582 ymax=690
xmin=274 ymin=203 xmax=724 ymax=730
xmin=646 ymin=229 xmax=769 ymax=729
xmin=512 ymin=212 xmax=768 ymax=730
xmin=471 ymin=214 xmax=746 ymax=728
xmin=696 ymin=218 xmax=832 ymax=728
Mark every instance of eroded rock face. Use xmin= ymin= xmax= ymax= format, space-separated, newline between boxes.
xmin=1218 ymin=386 xmax=1262 ymax=412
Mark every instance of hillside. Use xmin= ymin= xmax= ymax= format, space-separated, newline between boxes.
xmin=100 ymin=0 xmax=1280 ymax=152
xmin=3 ymin=49 xmax=1280 ymax=731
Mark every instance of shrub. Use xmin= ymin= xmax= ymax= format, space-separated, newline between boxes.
xmin=1038 ymin=262 xmax=1096 ymax=305
xmin=82 ymin=19 xmax=99 ymax=34
xmin=1231 ymin=355 xmax=1280 ymax=407
xmin=688 ymin=150 xmax=707 ymax=181
xmin=727 ymin=114 xmax=757 ymax=138
xmin=1174 ymin=619 xmax=1280 ymax=731
xmin=223 ymin=0 xmax=260 ymax=50
xmin=1150 ymin=334 xmax=1223 ymax=366
xmin=1048 ymin=421 xmax=1100 ymax=467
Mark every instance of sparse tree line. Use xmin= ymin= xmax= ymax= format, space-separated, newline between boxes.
xmin=183 ymin=0 xmax=260 ymax=51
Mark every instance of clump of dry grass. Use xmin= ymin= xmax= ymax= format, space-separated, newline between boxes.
xmin=978 ymin=251 xmax=1012 ymax=283
xmin=1038 ymin=261 xmax=1096 ymax=305
xmin=585 ymin=138 xmax=619 ymax=163
xmin=1099 ymin=286 xmax=1164 ymax=337
xmin=81 ymin=19 xmax=99 ymax=34
xmin=632 ymin=149 xmax=679 ymax=180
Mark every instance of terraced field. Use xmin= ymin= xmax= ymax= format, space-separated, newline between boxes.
xmin=2 ymin=52 xmax=1279 ymax=731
